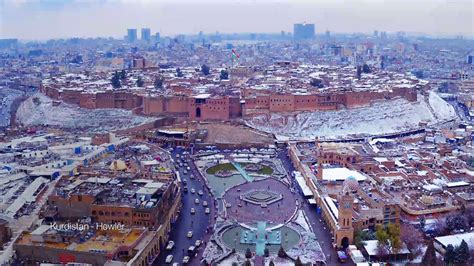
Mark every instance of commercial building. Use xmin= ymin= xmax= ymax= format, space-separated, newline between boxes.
xmin=126 ymin=29 xmax=138 ymax=43
xmin=294 ymin=23 xmax=315 ymax=40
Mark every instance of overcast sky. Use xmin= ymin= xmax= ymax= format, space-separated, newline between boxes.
xmin=0 ymin=0 xmax=473 ymax=40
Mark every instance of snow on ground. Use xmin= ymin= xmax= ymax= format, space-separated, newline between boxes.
xmin=293 ymin=210 xmax=311 ymax=232
xmin=16 ymin=93 xmax=154 ymax=131
xmin=0 ymin=88 xmax=24 ymax=127
xmin=286 ymin=230 xmax=326 ymax=264
xmin=245 ymin=91 xmax=456 ymax=140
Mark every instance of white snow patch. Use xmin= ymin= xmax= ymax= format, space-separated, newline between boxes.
xmin=245 ymin=92 xmax=456 ymax=140
xmin=16 ymin=93 xmax=154 ymax=132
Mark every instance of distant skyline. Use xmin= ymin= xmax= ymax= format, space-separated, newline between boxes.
xmin=0 ymin=0 xmax=473 ymax=40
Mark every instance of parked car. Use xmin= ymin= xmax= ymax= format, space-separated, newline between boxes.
xmin=165 ymin=255 xmax=173 ymax=263
xmin=205 ymin=208 xmax=210 ymax=214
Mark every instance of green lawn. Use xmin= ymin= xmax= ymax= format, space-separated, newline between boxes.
xmin=206 ymin=163 xmax=237 ymax=174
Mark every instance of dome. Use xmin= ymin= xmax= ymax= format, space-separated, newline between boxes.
xmin=343 ymin=175 xmax=359 ymax=192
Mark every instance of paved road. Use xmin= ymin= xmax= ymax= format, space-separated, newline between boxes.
xmin=277 ymin=148 xmax=354 ymax=265
xmin=153 ymin=149 xmax=213 ymax=266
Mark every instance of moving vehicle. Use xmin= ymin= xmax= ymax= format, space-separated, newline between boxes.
xmin=182 ymin=256 xmax=190 ymax=264
xmin=202 ymin=201 xmax=208 ymax=207
xmin=166 ymin=240 xmax=175 ymax=250
xmin=191 ymin=188 xmax=195 ymax=194
xmin=187 ymin=231 xmax=193 ymax=238
xmin=198 ymin=190 xmax=204 ymax=196
xmin=195 ymin=198 xmax=199 ymax=204
xmin=190 ymin=208 xmax=195 ymax=214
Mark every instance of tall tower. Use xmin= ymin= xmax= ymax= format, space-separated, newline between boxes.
xmin=126 ymin=29 xmax=137 ymax=43
xmin=141 ymin=28 xmax=151 ymax=42
xmin=336 ymin=192 xmax=354 ymax=248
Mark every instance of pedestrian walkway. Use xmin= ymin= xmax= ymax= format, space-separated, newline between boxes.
xmin=231 ymin=162 xmax=254 ymax=182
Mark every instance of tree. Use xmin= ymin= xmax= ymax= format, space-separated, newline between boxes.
xmin=422 ymin=240 xmax=439 ymax=266
xmin=278 ymin=246 xmax=286 ymax=258
xmin=446 ymin=215 xmax=466 ymax=233
xmin=310 ymin=78 xmax=324 ymax=88
xmin=387 ymin=223 xmax=402 ymax=253
xmin=375 ymin=224 xmax=389 ymax=248
xmin=120 ymin=69 xmax=126 ymax=80
xmin=111 ymin=71 xmax=121 ymax=88
xmin=356 ymin=65 xmax=362 ymax=80
xmin=201 ymin=64 xmax=210 ymax=75
xmin=264 ymin=248 xmax=269 ymax=257
xmin=400 ymin=223 xmax=423 ymax=259
xmin=418 ymin=216 xmax=426 ymax=230
xmin=269 ymin=260 xmax=275 ymax=266
xmin=444 ymin=244 xmax=456 ymax=265
xmin=154 ymin=77 xmax=164 ymax=89
xmin=243 ymin=259 xmax=251 ymax=266
xmin=220 ymin=69 xmax=229 ymax=80
xmin=294 ymin=256 xmax=303 ymax=266
xmin=362 ymin=63 xmax=371 ymax=73
xmin=455 ymin=240 xmax=470 ymax=264
xmin=176 ymin=68 xmax=183 ymax=77
xmin=245 ymin=248 xmax=252 ymax=259
xmin=136 ymin=77 xmax=144 ymax=87
xmin=354 ymin=229 xmax=372 ymax=248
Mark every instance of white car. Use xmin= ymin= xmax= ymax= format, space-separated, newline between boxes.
xmin=195 ymin=240 xmax=202 ymax=247
xmin=165 ymin=255 xmax=173 ymax=263
xmin=191 ymin=188 xmax=195 ymax=194
xmin=190 ymin=175 xmax=195 ymax=179
xmin=202 ymin=201 xmax=208 ymax=207
xmin=198 ymin=190 xmax=204 ymax=196
xmin=166 ymin=240 xmax=175 ymax=250
xmin=195 ymin=198 xmax=200 ymax=204
xmin=182 ymin=256 xmax=190 ymax=264
xmin=187 ymin=231 xmax=193 ymax=238
xmin=190 ymin=208 xmax=196 ymax=214
xmin=205 ymin=207 xmax=210 ymax=214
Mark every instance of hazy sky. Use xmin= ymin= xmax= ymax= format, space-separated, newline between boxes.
xmin=0 ymin=0 xmax=473 ymax=40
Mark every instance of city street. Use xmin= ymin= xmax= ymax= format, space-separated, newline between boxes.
xmin=153 ymin=149 xmax=214 ymax=266
xmin=277 ymin=148 xmax=354 ymax=265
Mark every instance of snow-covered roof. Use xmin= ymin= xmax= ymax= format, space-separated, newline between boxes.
xmin=435 ymin=232 xmax=474 ymax=249
xmin=322 ymin=167 xmax=367 ymax=181
xmin=446 ymin=181 xmax=469 ymax=188
xmin=362 ymin=240 xmax=410 ymax=256
xmin=294 ymin=171 xmax=314 ymax=197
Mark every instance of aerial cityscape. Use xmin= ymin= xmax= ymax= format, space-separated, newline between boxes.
xmin=0 ymin=0 xmax=473 ymax=265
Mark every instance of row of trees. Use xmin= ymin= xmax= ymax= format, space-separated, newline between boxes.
xmin=111 ymin=64 xmax=230 ymax=89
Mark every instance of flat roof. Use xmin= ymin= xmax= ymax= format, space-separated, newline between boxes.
xmin=294 ymin=171 xmax=314 ymax=197
xmin=322 ymin=167 xmax=367 ymax=181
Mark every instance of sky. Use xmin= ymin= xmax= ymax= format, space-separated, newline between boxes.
xmin=0 ymin=0 xmax=473 ymax=40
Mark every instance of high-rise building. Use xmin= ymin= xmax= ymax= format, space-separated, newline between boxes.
xmin=467 ymin=54 xmax=474 ymax=64
xmin=126 ymin=28 xmax=137 ymax=43
xmin=293 ymin=23 xmax=315 ymax=40
xmin=141 ymin=28 xmax=151 ymax=42
xmin=373 ymin=30 xmax=379 ymax=38
xmin=325 ymin=30 xmax=331 ymax=38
